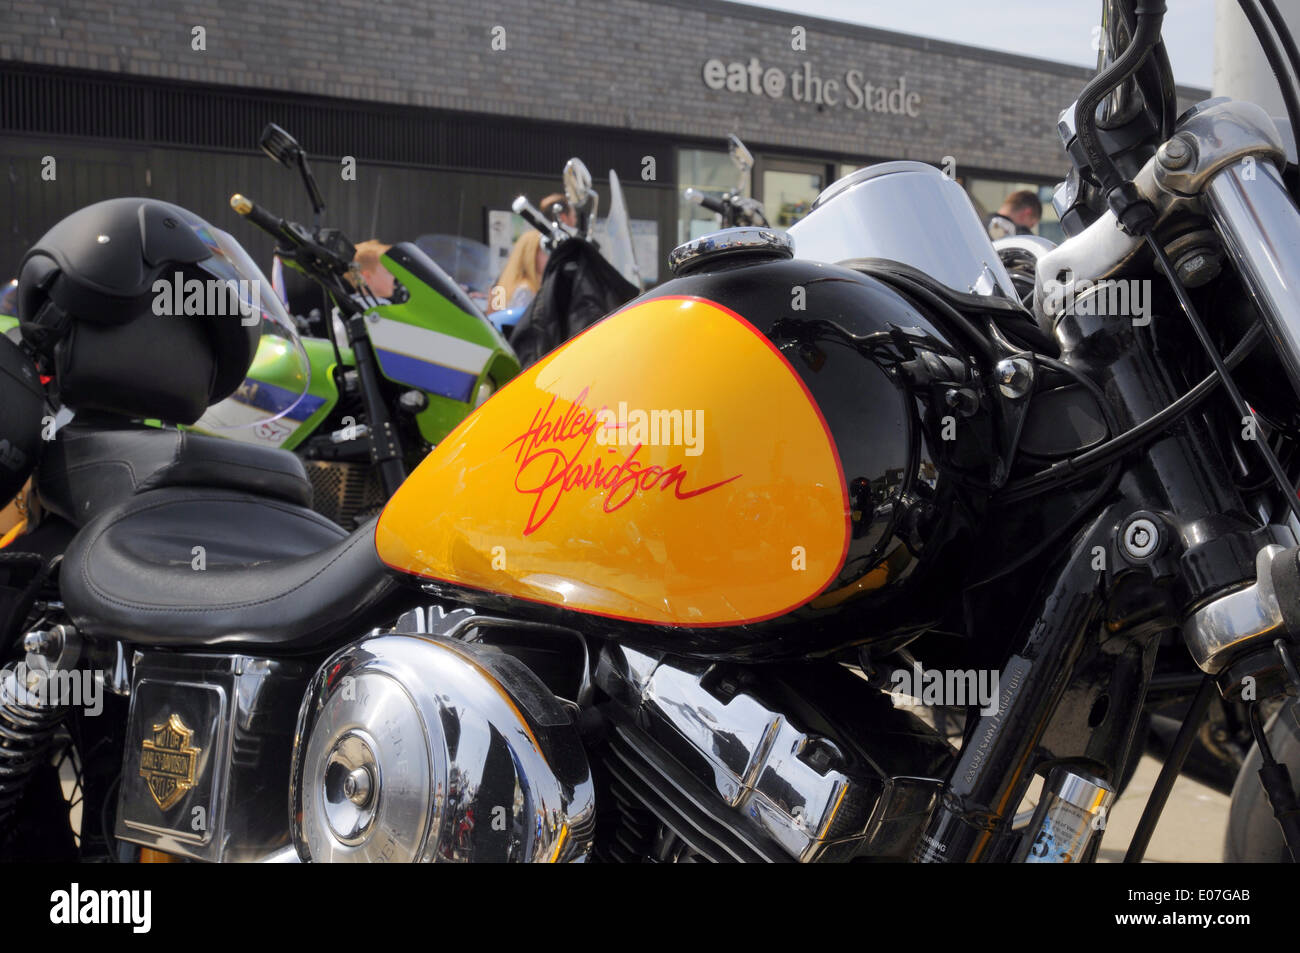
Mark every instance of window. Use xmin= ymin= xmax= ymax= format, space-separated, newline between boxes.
xmin=677 ymin=148 xmax=743 ymax=245
xmin=963 ymin=177 xmax=1062 ymax=243
xmin=760 ymin=169 xmax=822 ymax=227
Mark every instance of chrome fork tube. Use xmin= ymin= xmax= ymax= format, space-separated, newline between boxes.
xmin=1206 ymin=160 xmax=1300 ymax=402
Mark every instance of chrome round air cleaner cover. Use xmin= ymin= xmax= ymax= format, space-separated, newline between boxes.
xmin=291 ymin=633 xmax=595 ymax=862
xmin=668 ymin=226 xmax=794 ymax=277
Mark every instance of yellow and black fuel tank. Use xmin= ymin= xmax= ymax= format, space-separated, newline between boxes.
xmin=376 ymin=256 xmax=980 ymax=659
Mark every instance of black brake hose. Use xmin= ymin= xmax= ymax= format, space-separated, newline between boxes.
xmin=997 ymin=323 xmax=1267 ymax=502
xmin=867 ymin=271 xmax=999 ymax=372
xmin=1249 ymin=697 xmax=1300 ymax=861
xmin=1243 ymin=0 xmax=1300 ymax=200
xmin=1075 ymin=1 xmax=1166 ymax=196
xmin=968 ymin=456 xmax=1123 ymax=592
xmin=1033 ymin=352 xmax=1123 ymax=438
xmin=1260 ymin=0 xmax=1300 ymax=111
xmin=1116 ymin=0 xmax=1179 ymax=140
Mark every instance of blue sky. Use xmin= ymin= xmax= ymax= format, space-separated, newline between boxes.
xmin=737 ymin=0 xmax=1216 ymax=88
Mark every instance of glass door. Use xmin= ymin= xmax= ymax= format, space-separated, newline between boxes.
xmin=756 ymin=157 xmax=829 ymax=228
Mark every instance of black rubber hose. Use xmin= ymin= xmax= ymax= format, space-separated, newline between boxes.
xmin=1075 ymin=1 xmax=1167 ymax=194
xmin=867 ymin=271 xmax=999 ymax=372
xmin=967 ymin=460 xmax=1122 ymax=592
xmin=997 ymin=323 xmax=1266 ymax=502
xmin=1249 ymin=700 xmax=1300 ymax=862
xmin=1246 ymin=0 xmax=1300 ymax=199
xmin=1261 ymin=0 xmax=1300 ymax=118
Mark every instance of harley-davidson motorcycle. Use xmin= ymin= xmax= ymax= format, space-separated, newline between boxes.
xmin=505 ymin=158 xmax=640 ymax=367
xmin=7 ymin=0 xmax=1300 ymax=864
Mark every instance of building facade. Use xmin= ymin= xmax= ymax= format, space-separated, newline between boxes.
xmin=0 ymin=0 xmax=1209 ymax=282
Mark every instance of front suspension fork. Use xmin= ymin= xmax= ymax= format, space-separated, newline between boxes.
xmin=918 ymin=296 xmax=1269 ymax=862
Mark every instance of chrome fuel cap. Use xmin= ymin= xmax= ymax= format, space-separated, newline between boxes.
xmin=669 ymin=226 xmax=794 ymax=277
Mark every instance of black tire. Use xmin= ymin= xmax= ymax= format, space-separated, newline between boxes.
xmin=1223 ymin=711 xmax=1300 ymax=862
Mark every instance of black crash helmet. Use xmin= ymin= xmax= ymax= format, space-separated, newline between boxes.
xmin=0 ymin=334 xmax=45 ymax=510
xmin=16 ymin=198 xmax=281 ymax=424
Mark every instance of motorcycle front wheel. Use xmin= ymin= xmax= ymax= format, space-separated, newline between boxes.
xmin=1224 ymin=710 xmax=1300 ymax=862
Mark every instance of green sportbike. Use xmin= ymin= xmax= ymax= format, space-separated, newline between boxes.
xmin=197 ymin=124 xmax=519 ymax=526
xmin=1 ymin=125 xmax=528 ymax=531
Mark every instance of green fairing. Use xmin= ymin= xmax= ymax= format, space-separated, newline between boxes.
xmin=4 ymin=248 xmax=522 ymax=453
xmin=374 ymin=253 xmax=520 ymax=445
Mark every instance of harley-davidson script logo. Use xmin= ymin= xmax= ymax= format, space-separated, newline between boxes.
xmin=504 ymin=387 xmax=741 ymax=535
xmin=139 ymin=713 xmax=201 ymax=810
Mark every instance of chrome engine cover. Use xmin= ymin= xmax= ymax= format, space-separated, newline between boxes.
xmin=595 ymin=645 xmax=951 ymax=862
xmin=291 ymin=633 xmax=595 ymax=862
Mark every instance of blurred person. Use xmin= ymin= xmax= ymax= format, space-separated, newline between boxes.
xmin=489 ymin=229 xmax=548 ymax=314
xmin=352 ymin=239 xmax=396 ymax=300
xmin=986 ymin=189 xmax=1042 ymax=240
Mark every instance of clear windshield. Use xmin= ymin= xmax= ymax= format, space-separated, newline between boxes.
xmin=415 ymin=234 xmax=495 ymax=309
xmin=188 ymin=225 xmax=317 ymax=446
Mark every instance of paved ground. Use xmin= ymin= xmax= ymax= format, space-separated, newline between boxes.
xmin=1098 ymin=755 xmax=1231 ymax=863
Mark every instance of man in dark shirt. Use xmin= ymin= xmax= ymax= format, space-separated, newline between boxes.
xmin=987 ymin=189 xmax=1042 ymax=239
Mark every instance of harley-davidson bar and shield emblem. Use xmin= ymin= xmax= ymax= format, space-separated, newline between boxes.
xmin=139 ymin=713 xmax=201 ymax=810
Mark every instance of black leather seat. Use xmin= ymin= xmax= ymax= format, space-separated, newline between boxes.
xmin=37 ymin=420 xmax=314 ymax=527
xmin=60 ymin=486 xmax=417 ymax=650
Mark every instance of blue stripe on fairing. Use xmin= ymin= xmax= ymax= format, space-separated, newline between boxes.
xmin=233 ymin=379 xmax=327 ymax=422
xmin=375 ymin=348 xmax=476 ymax=403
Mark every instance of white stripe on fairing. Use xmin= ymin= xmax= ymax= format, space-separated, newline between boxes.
xmin=367 ymin=316 xmax=493 ymax=375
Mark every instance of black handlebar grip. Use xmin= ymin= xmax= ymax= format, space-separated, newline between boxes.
xmin=230 ymin=193 xmax=288 ymax=240
xmin=698 ymin=193 xmax=727 ymax=215
xmin=511 ymin=196 xmax=562 ymax=241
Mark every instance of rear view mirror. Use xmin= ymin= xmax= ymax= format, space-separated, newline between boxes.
xmin=727 ymin=135 xmax=754 ymax=175
xmin=258 ymin=123 xmax=325 ymax=216
xmin=259 ymin=123 xmax=302 ymax=168
xmin=563 ymin=158 xmax=594 ymax=209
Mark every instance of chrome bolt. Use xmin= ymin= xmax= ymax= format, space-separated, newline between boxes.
xmin=995 ymin=357 xmax=1034 ymax=399
xmin=944 ymin=387 xmax=979 ymax=416
xmin=1157 ymin=136 xmax=1193 ymax=170
xmin=1122 ymin=517 xmax=1160 ymax=559
xmin=342 ymin=767 xmax=373 ymax=807
xmin=21 ymin=630 xmax=52 ymax=655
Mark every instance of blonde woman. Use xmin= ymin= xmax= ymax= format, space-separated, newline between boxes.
xmin=351 ymin=239 xmax=395 ymax=300
xmin=489 ymin=229 xmax=548 ymax=314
